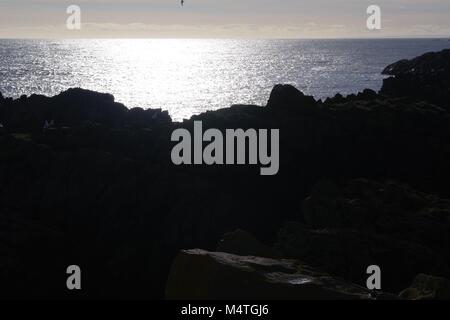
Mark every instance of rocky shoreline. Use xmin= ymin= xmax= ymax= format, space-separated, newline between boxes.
xmin=1 ymin=49 xmax=450 ymax=299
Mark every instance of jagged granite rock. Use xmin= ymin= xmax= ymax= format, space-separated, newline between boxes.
xmin=357 ymin=89 xmax=378 ymax=101
xmin=0 ymin=49 xmax=450 ymax=299
xmin=0 ymin=88 xmax=171 ymax=132
xmin=165 ymin=249 xmax=388 ymax=300
xmin=1 ymin=85 xmax=450 ymax=298
xmin=276 ymin=178 xmax=450 ymax=292
xmin=302 ymin=179 xmax=450 ymax=250
xmin=324 ymin=89 xmax=377 ymax=105
xmin=275 ymin=222 xmax=449 ymax=293
xmin=400 ymin=274 xmax=450 ymax=300
xmin=381 ymin=49 xmax=450 ymax=109
xmin=1 ymin=84 xmax=450 ymax=299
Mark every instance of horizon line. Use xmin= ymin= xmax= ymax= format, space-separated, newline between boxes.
xmin=1 ymin=36 xmax=450 ymax=41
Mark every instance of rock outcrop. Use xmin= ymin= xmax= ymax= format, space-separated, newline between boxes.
xmin=275 ymin=179 xmax=450 ymax=292
xmin=302 ymin=179 xmax=450 ymax=247
xmin=166 ymin=249 xmax=384 ymax=300
xmin=381 ymin=49 xmax=450 ymax=109
xmin=400 ymin=274 xmax=450 ymax=300
xmin=276 ymin=221 xmax=449 ymax=293
xmin=0 ymin=49 xmax=450 ymax=299
xmin=267 ymin=84 xmax=317 ymax=114
xmin=0 ymin=88 xmax=171 ymax=132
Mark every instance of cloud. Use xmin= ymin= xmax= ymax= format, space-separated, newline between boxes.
xmin=1 ymin=0 xmax=449 ymax=38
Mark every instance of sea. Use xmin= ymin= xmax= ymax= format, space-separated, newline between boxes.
xmin=0 ymin=38 xmax=449 ymax=121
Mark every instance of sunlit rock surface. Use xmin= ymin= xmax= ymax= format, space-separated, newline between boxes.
xmin=166 ymin=249 xmax=385 ymax=300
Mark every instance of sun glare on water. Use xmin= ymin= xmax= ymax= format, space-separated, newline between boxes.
xmin=2 ymin=39 xmax=449 ymax=121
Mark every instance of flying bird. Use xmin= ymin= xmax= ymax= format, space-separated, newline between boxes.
xmin=181 ymin=0 xmax=185 ymax=6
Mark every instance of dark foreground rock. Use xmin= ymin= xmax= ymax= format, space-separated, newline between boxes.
xmin=400 ymin=274 xmax=450 ymax=300
xmin=166 ymin=249 xmax=388 ymax=300
xmin=275 ymin=179 xmax=450 ymax=293
xmin=0 ymin=48 xmax=450 ymax=299
xmin=302 ymin=179 xmax=450 ymax=250
xmin=276 ymin=222 xmax=449 ymax=293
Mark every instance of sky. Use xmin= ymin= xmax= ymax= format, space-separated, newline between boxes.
xmin=1 ymin=0 xmax=450 ymax=39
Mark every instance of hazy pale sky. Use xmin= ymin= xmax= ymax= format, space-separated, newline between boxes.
xmin=1 ymin=0 xmax=450 ymax=38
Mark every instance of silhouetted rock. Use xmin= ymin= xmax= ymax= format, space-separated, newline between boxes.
xmin=324 ymin=93 xmax=346 ymax=105
xmin=0 ymin=48 xmax=450 ymax=299
xmin=381 ymin=49 xmax=450 ymax=109
xmin=166 ymin=249 xmax=381 ymax=300
xmin=126 ymin=107 xmax=171 ymax=128
xmin=267 ymin=84 xmax=317 ymax=113
xmin=383 ymin=50 xmax=450 ymax=75
xmin=400 ymin=274 xmax=450 ymax=300
xmin=358 ymin=89 xmax=378 ymax=100
xmin=0 ymin=88 xmax=171 ymax=132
